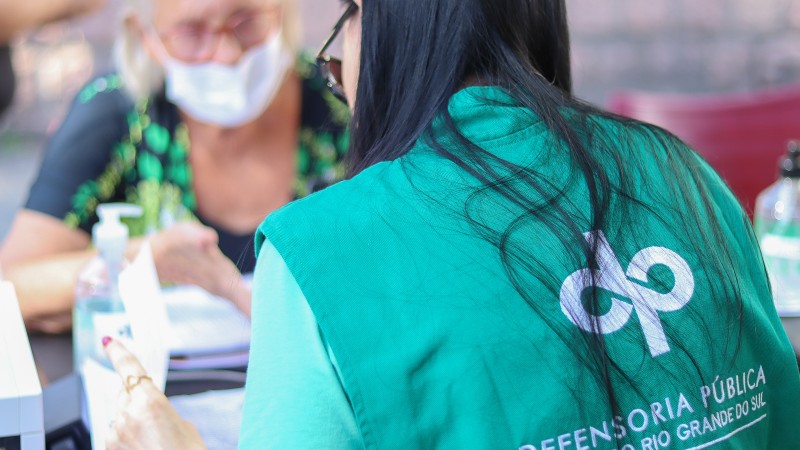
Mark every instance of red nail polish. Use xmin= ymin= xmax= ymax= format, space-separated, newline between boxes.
xmin=102 ymin=336 xmax=112 ymax=347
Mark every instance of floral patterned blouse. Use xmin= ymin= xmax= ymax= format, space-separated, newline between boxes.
xmin=25 ymin=55 xmax=350 ymax=273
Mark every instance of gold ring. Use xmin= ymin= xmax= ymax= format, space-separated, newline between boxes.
xmin=124 ymin=374 xmax=152 ymax=392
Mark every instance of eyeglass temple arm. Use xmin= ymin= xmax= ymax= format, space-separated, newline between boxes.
xmin=316 ymin=2 xmax=358 ymax=57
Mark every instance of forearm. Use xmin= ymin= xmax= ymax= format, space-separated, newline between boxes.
xmin=5 ymin=249 xmax=95 ymax=329
xmin=0 ymin=0 xmax=100 ymax=42
xmin=228 ymin=283 xmax=252 ymax=318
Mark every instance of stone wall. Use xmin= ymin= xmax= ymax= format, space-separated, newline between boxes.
xmin=568 ymin=0 xmax=800 ymax=104
xmin=304 ymin=0 xmax=800 ymax=104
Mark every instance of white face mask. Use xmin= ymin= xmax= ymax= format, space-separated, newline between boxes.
xmin=161 ymin=32 xmax=292 ymax=128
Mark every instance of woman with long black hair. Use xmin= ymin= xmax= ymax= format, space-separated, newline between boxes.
xmin=103 ymin=0 xmax=800 ymax=448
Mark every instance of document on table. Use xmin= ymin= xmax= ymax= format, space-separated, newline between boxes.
xmin=83 ymin=359 xmax=122 ymax=450
xmin=164 ymin=283 xmax=251 ymax=369
xmin=170 ymin=388 xmax=244 ymax=450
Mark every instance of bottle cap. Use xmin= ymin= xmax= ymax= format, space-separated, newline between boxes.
xmin=780 ymin=141 xmax=800 ymax=178
xmin=93 ymin=203 xmax=143 ymax=262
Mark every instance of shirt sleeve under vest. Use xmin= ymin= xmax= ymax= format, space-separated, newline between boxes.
xmin=240 ymin=239 xmax=362 ymax=449
xmin=24 ymin=76 xmax=132 ymax=231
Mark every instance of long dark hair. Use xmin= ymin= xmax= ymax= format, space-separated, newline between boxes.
xmin=347 ymin=0 xmax=745 ymax=434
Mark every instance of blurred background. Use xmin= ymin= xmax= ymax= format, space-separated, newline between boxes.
xmin=1 ymin=0 xmax=800 ymax=240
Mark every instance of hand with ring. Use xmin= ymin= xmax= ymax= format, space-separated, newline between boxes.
xmin=103 ymin=337 xmax=206 ymax=450
xmin=124 ymin=374 xmax=152 ymax=392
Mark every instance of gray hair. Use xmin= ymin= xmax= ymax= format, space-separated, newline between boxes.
xmin=113 ymin=0 xmax=302 ymax=101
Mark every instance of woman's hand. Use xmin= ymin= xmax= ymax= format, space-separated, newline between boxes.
xmin=104 ymin=337 xmax=206 ymax=450
xmin=142 ymin=222 xmax=251 ymax=314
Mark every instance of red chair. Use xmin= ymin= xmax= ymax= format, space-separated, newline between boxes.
xmin=608 ymin=85 xmax=800 ymax=218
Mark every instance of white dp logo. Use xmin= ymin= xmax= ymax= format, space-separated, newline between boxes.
xmin=559 ymin=231 xmax=694 ymax=357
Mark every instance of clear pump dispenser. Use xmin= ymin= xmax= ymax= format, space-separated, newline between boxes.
xmin=754 ymin=141 xmax=800 ymax=314
xmin=73 ymin=203 xmax=142 ymax=373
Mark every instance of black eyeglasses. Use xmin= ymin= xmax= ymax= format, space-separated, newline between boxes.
xmin=316 ymin=1 xmax=359 ymax=103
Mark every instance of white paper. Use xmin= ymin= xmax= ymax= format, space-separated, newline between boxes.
xmin=118 ymin=243 xmax=170 ymax=391
xmin=170 ymin=388 xmax=244 ymax=450
xmin=165 ymin=285 xmax=251 ymax=358
xmin=81 ymin=359 xmax=121 ymax=450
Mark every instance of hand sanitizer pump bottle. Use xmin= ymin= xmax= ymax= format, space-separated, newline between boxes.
xmin=754 ymin=141 xmax=800 ymax=315
xmin=73 ymin=203 xmax=142 ymax=373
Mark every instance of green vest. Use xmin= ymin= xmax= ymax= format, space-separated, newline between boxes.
xmin=256 ymin=87 xmax=800 ymax=449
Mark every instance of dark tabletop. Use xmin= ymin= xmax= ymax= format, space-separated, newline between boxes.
xmin=31 ymin=317 xmax=800 ymax=390
xmin=30 ymin=333 xmax=246 ymax=396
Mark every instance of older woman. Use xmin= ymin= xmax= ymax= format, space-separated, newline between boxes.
xmin=0 ymin=0 xmax=349 ymax=329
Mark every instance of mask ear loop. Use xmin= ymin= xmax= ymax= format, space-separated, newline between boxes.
xmin=262 ymin=2 xmax=288 ymax=54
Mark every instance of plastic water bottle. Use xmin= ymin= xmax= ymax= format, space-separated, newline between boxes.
xmin=754 ymin=141 xmax=800 ymax=315
xmin=73 ymin=203 xmax=142 ymax=373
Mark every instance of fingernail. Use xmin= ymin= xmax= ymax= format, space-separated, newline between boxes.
xmin=102 ymin=336 xmax=113 ymax=347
